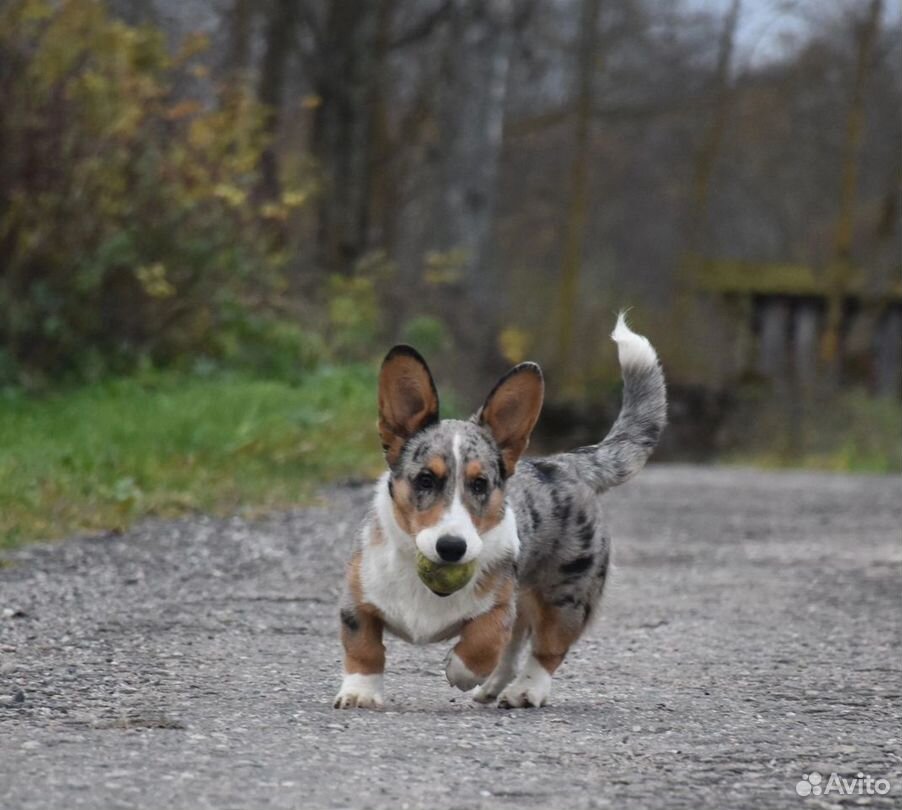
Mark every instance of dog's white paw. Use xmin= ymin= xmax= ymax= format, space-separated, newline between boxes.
xmin=333 ymin=673 xmax=384 ymax=710
xmin=472 ymin=682 xmax=500 ymax=704
xmin=497 ymin=683 xmax=548 ymax=708
xmin=445 ymin=652 xmax=483 ymax=692
xmin=496 ymin=658 xmax=551 ymax=709
xmin=471 ymin=668 xmax=515 ymax=704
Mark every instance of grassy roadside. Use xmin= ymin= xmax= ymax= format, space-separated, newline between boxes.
xmin=0 ymin=366 xmax=382 ymax=549
xmin=2 ymin=367 xmax=897 ymax=551
xmin=724 ymin=389 xmax=902 ymax=474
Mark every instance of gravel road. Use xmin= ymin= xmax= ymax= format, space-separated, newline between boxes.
xmin=1 ymin=465 xmax=900 ymax=809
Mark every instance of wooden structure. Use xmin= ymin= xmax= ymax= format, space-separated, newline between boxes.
xmin=695 ymin=260 xmax=902 ymax=397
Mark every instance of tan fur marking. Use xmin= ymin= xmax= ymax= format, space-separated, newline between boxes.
xmin=411 ymin=500 xmax=445 ymax=532
xmin=368 ymin=523 xmax=385 ymax=546
xmin=341 ymin=553 xmax=385 ymax=676
xmin=470 ymin=488 xmax=506 ymax=534
xmin=427 ymin=457 xmax=448 ymax=478
xmin=390 ymin=478 xmax=446 ymax=537
xmin=518 ymin=588 xmax=584 ymax=675
xmin=390 ymin=480 xmax=413 ymax=534
xmin=452 ymin=576 xmax=515 ymax=677
xmin=465 ymin=460 xmax=483 ymax=478
xmin=379 ymin=431 xmax=407 ymax=469
xmin=346 ymin=552 xmax=365 ymax=602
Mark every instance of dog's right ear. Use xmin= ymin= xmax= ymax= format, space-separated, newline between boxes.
xmin=378 ymin=345 xmax=440 ymax=466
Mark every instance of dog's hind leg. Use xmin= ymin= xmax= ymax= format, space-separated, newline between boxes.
xmin=497 ymin=591 xmax=586 ymax=709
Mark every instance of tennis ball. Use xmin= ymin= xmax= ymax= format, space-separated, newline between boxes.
xmin=416 ymin=551 xmax=477 ymax=596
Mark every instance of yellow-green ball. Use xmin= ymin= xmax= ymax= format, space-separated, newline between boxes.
xmin=416 ymin=551 xmax=477 ymax=596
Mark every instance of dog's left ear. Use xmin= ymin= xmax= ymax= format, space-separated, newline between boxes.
xmin=477 ymin=363 xmax=544 ymax=478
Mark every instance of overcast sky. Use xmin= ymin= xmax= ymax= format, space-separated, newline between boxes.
xmin=689 ymin=0 xmax=902 ymax=68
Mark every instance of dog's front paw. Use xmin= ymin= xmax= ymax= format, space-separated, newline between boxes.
xmin=445 ymin=652 xmax=483 ymax=692
xmin=333 ymin=674 xmax=384 ymax=710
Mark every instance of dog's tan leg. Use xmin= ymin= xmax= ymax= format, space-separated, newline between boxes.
xmin=445 ymin=598 xmax=515 ymax=691
xmin=472 ymin=609 xmax=529 ymax=703
xmin=497 ymin=590 xmax=585 ymax=708
xmin=445 ymin=574 xmax=515 ymax=691
xmin=334 ymin=553 xmax=386 ymax=709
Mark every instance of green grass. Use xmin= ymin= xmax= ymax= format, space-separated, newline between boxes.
xmin=3 ymin=367 xmax=897 ymax=551
xmin=0 ymin=366 xmax=383 ymax=549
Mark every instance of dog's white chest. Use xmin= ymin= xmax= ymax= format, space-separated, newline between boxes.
xmin=359 ymin=542 xmax=494 ymax=644
xmin=360 ymin=475 xmax=521 ymax=645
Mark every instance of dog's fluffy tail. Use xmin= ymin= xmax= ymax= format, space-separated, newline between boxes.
xmin=557 ymin=313 xmax=667 ymax=492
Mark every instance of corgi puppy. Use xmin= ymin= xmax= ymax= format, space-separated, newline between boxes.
xmin=334 ymin=314 xmax=666 ymax=709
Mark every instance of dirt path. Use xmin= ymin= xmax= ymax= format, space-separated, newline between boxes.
xmin=1 ymin=466 xmax=900 ymax=809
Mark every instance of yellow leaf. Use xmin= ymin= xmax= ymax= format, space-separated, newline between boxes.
xmin=261 ymin=203 xmax=288 ymax=222
xmin=213 ymin=184 xmax=246 ymax=207
xmin=135 ymin=264 xmax=176 ymax=298
xmin=499 ymin=327 xmax=530 ymax=364
xmin=281 ymin=190 xmax=308 ymax=208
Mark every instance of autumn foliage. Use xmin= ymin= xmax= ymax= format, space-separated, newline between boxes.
xmin=0 ymin=0 xmax=311 ymax=385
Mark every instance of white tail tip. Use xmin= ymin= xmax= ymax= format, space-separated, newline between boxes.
xmin=611 ymin=312 xmax=658 ymax=369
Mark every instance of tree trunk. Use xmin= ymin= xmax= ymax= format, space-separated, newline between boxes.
xmin=671 ymin=0 xmax=741 ymax=385
xmin=555 ymin=0 xmax=603 ymax=373
xmin=684 ymin=0 xmax=741 ymax=264
xmin=256 ymin=0 xmax=299 ymax=202
xmin=821 ymin=0 xmax=883 ymax=369
xmin=365 ymin=0 xmax=398 ymax=258
xmin=431 ymin=0 xmax=519 ymax=372
xmin=311 ymin=0 xmax=379 ymax=276
xmin=223 ymin=0 xmax=253 ymax=89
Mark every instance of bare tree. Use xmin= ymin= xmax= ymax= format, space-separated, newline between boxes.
xmin=821 ymin=0 xmax=884 ymax=368
xmin=257 ymin=0 xmax=300 ymax=202
xmin=555 ymin=0 xmax=604 ymax=373
xmin=686 ymin=0 xmax=742 ymax=261
xmin=223 ymin=0 xmax=254 ymax=87
xmin=309 ymin=0 xmax=380 ymax=275
xmin=431 ymin=0 xmax=525 ymax=370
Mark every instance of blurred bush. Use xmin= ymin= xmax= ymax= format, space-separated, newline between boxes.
xmin=400 ymin=315 xmax=450 ymax=356
xmin=0 ymin=0 xmax=308 ymax=387
xmin=326 ymin=272 xmax=380 ymax=360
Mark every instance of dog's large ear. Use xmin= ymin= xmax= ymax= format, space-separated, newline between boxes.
xmin=477 ymin=363 xmax=544 ymax=478
xmin=378 ymin=345 xmax=440 ymax=466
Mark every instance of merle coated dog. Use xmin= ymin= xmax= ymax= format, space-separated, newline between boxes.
xmin=334 ymin=314 xmax=666 ymax=709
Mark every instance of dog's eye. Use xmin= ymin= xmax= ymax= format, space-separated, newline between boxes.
xmin=470 ymin=476 xmax=489 ymax=496
xmin=414 ymin=471 xmax=437 ymax=492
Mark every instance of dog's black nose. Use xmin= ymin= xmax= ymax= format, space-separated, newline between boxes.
xmin=435 ymin=535 xmax=467 ymax=562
